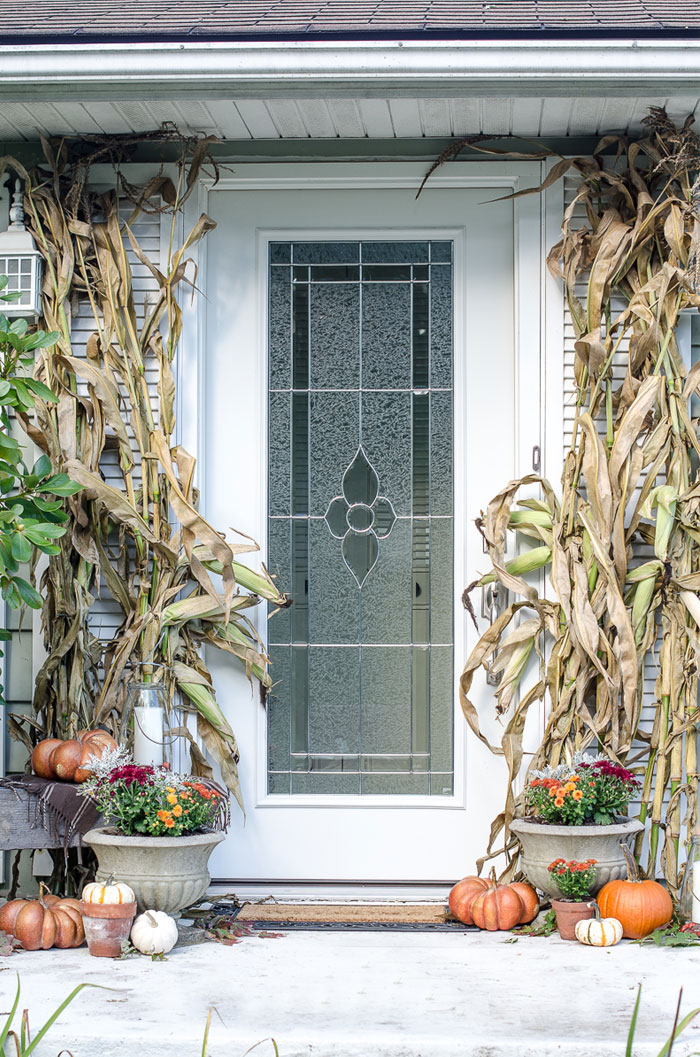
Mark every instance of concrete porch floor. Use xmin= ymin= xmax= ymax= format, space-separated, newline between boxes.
xmin=1 ymin=926 xmax=699 ymax=1057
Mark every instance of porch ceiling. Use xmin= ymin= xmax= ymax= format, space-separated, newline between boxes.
xmin=1 ymin=93 xmax=698 ymax=143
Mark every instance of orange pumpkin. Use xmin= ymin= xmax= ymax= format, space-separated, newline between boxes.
xmin=469 ymin=882 xmax=524 ymax=931
xmin=30 ymin=729 xmax=117 ymax=783
xmin=448 ymin=876 xmax=490 ymax=925
xmin=0 ymin=886 xmax=85 ymax=950
xmin=30 ymin=739 xmax=62 ymax=779
xmin=510 ymin=882 xmax=539 ymax=924
xmin=597 ymin=844 xmax=673 ymax=939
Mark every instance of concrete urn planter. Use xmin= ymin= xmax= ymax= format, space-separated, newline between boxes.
xmin=509 ymin=818 xmax=644 ymax=897
xmin=84 ymin=827 xmax=225 ymax=916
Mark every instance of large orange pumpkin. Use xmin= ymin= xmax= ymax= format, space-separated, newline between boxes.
xmin=510 ymin=882 xmax=539 ymax=924
xmin=469 ymin=883 xmax=524 ymax=932
xmin=0 ymin=887 xmax=85 ymax=950
xmin=30 ymin=729 xmax=117 ymax=783
xmin=448 ymin=876 xmax=490 ymax=925
xmin=597 ymin=844 xmax=673 ymax=939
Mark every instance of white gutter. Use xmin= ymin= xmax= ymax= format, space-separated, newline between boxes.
xmin=0 ymin=40 xmax=698 ymax=100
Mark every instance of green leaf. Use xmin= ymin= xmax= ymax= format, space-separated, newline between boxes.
xmin=23 ymin=378 xmax=58 ymax=404
xmin=38 ymin=473 xmax=83 ymax=496
xmin=32 ymin=454 xmax=52 ymax=477
xmin=11 ymin=576 xmax=42 ymax=609
xmin=626 ymin=986 xmax=642 ymax=1057
xmin=10 ymin=533 xmax=32 ymax=563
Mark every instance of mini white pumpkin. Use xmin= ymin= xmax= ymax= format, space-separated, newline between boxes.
xmin=575 ymin=910 xmax=623 ymax=947
xmin=130 ymin=910 xmax=178 ymax=955
xmin=82 ymin=879 xmax=135 ymax=905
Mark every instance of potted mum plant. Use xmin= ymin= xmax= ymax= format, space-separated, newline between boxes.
xmin=547 ymin=859 xmax=597 ymax=940
xmin=509 ymin=753 xmax=643 ymax=896
xmin=80 ymin=750 xmax=229 ymax=916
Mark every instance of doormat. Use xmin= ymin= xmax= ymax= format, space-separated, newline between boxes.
xmin=232 ymin=902 xmax=478 ymax=932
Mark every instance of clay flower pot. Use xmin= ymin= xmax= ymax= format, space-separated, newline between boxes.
xmin=80 ymin=900 xmax=137 ymax=958
xmin=550 ymin=898 xmax=594 ymax=940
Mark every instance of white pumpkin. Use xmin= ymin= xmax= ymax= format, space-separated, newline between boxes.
xmin=82 ymin=880 xmax=135 ymax=905
xmin=130 ymin=910 xmax=178 ymax=955
xmin=575 ymin=914 xmax=623 ymax=947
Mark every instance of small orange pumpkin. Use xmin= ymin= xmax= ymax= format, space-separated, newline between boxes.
xmin=597 ymin=843 xmax=673 ymax=939
xmin=469 ymin=882 xmax=524 ymax=932
xmin=448 ymin=876 xmax=490 ymax=925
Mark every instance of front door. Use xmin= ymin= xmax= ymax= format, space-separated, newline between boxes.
xmin=197 ymin=164 xmax=528 ymax=887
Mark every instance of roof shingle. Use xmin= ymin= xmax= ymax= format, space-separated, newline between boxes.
xmin=1 ymin=0 xmax=699 ymax=41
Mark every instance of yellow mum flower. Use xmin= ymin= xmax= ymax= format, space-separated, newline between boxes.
xmin=167 ymin=793 xmax=178 ymax=805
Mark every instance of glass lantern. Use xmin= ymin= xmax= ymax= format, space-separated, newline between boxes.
xmin=679 ymin=836 xmax=700 ymax=925
xmin=0 ymin=180 xmax=43 ymax=319
xmin=121 ymin=682 xmax=185 ymax=770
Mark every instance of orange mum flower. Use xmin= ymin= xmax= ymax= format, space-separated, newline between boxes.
xmin=556 ymin=787 xmax=566 ymax=798
xmin=157 ymin=810 xmax=172 ymax=822
xmin=163 ymin=816 xmax=175 ymax=828
xmin=554 ymin=797 xmax=565 ymax=807
xmin=167 ymin=793 xmax=178 ymax=805
xmin=572 ymin=789 xmax=583 ymax=801
xmin=172 ymin=804 xmax=183 ymax=817
xmin=548 ymin=787 xmax=558 ymax=798
xmin=564 ymin=782 xmax=576 ymax=792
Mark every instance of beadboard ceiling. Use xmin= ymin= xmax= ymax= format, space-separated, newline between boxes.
xmin=0 ymin=93 xmax=698 ymax=143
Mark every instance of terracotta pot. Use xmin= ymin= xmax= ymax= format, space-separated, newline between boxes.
xmin=551 ymin=898 xmax=594 ymax=940
xmin=80 ymin=900 xmax=137 ymax=958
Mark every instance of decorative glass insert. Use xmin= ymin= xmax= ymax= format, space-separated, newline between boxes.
xmin=267 ymin=241 xmax=454 ymax=796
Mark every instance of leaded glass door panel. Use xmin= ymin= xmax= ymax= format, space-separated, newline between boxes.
xmin=268 ymin=241 xmax=454 ymax=796
xmin=201 ymin=166 xmax=520 ymax=885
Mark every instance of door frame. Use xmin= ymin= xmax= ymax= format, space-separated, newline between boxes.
xmin=177 ymin=161 xmax=555 ymax=872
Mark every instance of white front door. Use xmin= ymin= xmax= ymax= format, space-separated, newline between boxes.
xmin=191 ymin=163 xmax=540 ymax=887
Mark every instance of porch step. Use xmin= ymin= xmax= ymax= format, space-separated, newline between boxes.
xmin=5 ymin=930 xmax=700 ymax=1056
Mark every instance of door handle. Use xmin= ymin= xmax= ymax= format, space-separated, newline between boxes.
xmin=481 ymin=583 xmax=507 ymax=686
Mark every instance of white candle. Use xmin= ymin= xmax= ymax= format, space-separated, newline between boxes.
xmin=133 ymin=705 xmax=164 ymax=767
xmin=693 ymin=860 xmax=700 ymax=925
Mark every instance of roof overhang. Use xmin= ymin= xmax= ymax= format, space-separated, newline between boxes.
xmin=1 ymin=39 xmax=699 ymax=101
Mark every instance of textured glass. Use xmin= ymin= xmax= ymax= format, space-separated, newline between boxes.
xmin=430 ymin=242 xmax=452 ymax=263
xmin=361 ymin=647 xmax=412 ymax=755
xmin=267 ymin=519 xmax=291 ymax=644
xmin=310 ymin=283 xmax=360 ymax=390
xmin=270 ymin=243 xmax=291 ymax=263
xmin=430 ymin=265 xmax=452 ymax=389
xmin=308 ymin=520 xmax=360 ymax=645
xmin=361 ymin=283 xmax=412 ymax=390
xmin=360 ymin=518 xmax=412 ymax=644
xmin=309 ymin=392 xmax=360 ymax=516
xmin=268 ymin=241 xmax=454 ymax=795
xmin=268 ymin=392 xmax=290 ymax=516
xmin=361 ymin=392 xmax=412 ymax=515
xmin=362 ymin=242 xmax=429 ymax=263
xmin=268 ymin=646 xmax=291 ymax=771
xmin=308 ymin=647 xmax=361 ymax=755
xmin=430 ymin=391 xmax=453 ymax=516
xmin=269 ymin=267 xmax=291 ymax=389
xmin=294 ymin=242 xmax=360 ymax=264
xmin=430 ymin=646 xmax=454 ymax=780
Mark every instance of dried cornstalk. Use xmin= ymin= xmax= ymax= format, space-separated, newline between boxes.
xmin=459 ymin=110 xmax=700 ymax=893
xmin=8 ymin=132 xmax=290 ymax=812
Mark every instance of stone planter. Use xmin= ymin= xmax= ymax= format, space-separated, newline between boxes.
xmin=84 ymin=827 xmax=225 ymax=917
xmin=510 ymin=817 xmax=644 ymax=897
xmin=550 ymin=898 xmax=594 ymax=940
